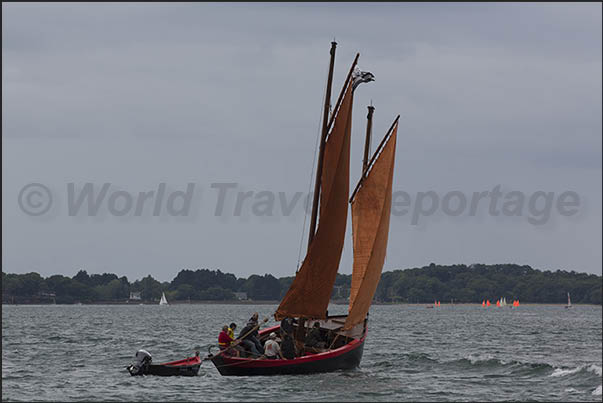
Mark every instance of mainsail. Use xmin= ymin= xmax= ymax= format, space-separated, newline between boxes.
xmin=274 ymin=79 xmax=354 ymax=320
xmin=344 ymin=118 xmax=398 ymax=329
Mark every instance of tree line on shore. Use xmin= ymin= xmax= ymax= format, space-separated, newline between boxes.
xmin=2 ymin=263 xmax=601 ymax=305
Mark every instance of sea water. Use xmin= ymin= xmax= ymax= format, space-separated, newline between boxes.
xmin=2 ymin=304 xmax=601 ymax=401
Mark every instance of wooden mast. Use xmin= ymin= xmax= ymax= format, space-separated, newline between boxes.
xmin=362 ymin=105 xmax=375 ymax=176
xmin=296 ymin=41 xmax=336 ymax=346
xmin=307 ymin=50 xmax=360 ymax=250
xmin=350 ymin=115 xmax=400 ymax=203
xmin=307 ymin=41 xmax=337 ymax=250
xmin=297 ymin=46 xmax=360 ymax=346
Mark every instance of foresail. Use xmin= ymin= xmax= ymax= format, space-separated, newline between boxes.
xmin=274 ymin=81 xmax=354 ymax=320
xmin=344 ymin=121 xmax=398 ymax=329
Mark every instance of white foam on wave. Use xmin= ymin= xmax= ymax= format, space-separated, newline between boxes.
xmin=466 ymin=353 xmax=493 ymax=364
xmin=589 ymin=364 xmax=603 ymax=377
xmin=465 ymin=353 xmax=510 ymax=365
xmin=592 ymin=385 xmax=602 ymax=396
xmin=551 ymin=367 xmax=582 ymax=377
xmin=550 ymin=364 xmax=602 ymax=378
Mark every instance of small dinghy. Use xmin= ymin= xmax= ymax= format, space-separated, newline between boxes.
xmin=127 ymin=349 xmax=201 ymax=376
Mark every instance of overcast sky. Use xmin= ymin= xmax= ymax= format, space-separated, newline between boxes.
xmin=2 ymin=3 xmax=601 ymax=281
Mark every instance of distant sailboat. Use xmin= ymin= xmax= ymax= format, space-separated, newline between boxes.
xmin=159 ymin=292 xmax=168 ymax=306
xmin=565 ymin=292 xmax=572 ymax=309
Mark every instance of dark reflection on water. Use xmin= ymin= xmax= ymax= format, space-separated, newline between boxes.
xmin=2 ymin=304 xmax=601 ymax=401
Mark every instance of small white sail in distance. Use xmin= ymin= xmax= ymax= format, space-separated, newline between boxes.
xmin=566 ymin=292 xmax=572 ymax=308
xmin=159 ymin=292 xmax=168 ymax=306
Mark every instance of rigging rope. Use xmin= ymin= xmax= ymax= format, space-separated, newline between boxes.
xmin=295 ymin=64 xmax=329 ymax=273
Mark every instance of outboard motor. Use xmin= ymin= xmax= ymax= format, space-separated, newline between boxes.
xmin=127 ymin=349 xmax=152 ymax=376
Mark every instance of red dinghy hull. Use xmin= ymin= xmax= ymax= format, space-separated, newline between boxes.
xmin=210 ymin=320 xmax=366 ymax=376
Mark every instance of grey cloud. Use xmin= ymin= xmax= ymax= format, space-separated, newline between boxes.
xmin=2 ymin=3 xmax=601 ymax=281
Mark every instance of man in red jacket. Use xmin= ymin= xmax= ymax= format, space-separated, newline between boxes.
xmin=218 ymin=325 xmax=240 ymax=357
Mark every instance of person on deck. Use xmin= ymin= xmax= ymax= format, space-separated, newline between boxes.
xmin=246 ymin=313 xmax=264 ymax=354
xmin=218 ymin=325 xmax=234 ymax=350
xmin=219 ymin=325 xmax=241 ymax=357
xmin=238 ymin=314 xmax=264 ymax=356
xmin=304 ymin=321 xmax=325 ymax=348
xmin=228 ymin=323 xmax=237 ymax=340
xmin=280 ymin=317 xmax=294 ymax=337
xmin=281 ymin=332 xmax=297 ymax=359
xmin=263 ymin=332 xmax=284 ymax=359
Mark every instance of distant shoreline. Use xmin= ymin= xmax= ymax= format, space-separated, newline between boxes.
xmin=2 ymin=301 xmax=600 ymax=307
xmin=4 ymin=264 xmax=601 ymax=305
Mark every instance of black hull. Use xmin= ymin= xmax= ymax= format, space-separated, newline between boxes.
xmin=211 ymin=338 xmax=364 ymax=376
xmin=146 ymin=363 xmax=200 ymax=376
xmin=128 ymin=356 xmax=202 ymax=377
xmin=129 ymin=363 xmax=201 ymax=376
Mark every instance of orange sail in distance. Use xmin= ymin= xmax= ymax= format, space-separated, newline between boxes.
xmin=482 ymin=300 xmax=485 ymax=307
xmin=486 ymin=300 xmax=491 ymax=307
xmin=496 ymin=300 xmax=501 ymax=307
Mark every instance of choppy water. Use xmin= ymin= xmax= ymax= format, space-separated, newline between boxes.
xmin=2 ymin=304 xmax=601 ymax=401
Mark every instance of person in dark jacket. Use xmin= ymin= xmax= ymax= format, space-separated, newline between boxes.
xmin=280 ymin=317 xmax=294 ymax=337
xmin=238 ymin=313 xmax=264 ymax=356
xmin=281 ymin=333 xmax=297 ymax=359
xmin=304 ymin=322 xmax=325 ymax=348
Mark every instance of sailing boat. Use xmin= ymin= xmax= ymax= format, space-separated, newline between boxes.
xmin=210 ymin=42 xmax=397 ymax=376
xmin=159 ymin=292 xmax=168 ymax=306
xmin=565 ymin=292 xmax=572 ymax=309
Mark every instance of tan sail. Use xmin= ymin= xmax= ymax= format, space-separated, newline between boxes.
xmin=344 ymin=120 xmax=398 ymax=329
xmin=275 ymin=80 xmax=354 ymax=320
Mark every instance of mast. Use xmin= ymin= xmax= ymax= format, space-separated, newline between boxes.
xmin=362 ymin=105 xmax=375 ymax=176
xmin=344 ymin=115 xmax=399 ymax=329
xmin=307 ymin=52 xmax=360 ymax=250
xmin=276 ymin=53 xmax=360 ymax=322
xmin=350 ymin=115 xmax=400 ymax=202
xmin=307 ymin=41 xmax=337 ymax=250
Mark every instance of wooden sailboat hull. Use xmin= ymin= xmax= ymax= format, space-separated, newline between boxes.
xmin=210 ymin=322 xmax=366 ymax=376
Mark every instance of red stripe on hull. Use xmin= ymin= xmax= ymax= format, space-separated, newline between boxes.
xmin=210 ymin=324 xmax=366 ymax=376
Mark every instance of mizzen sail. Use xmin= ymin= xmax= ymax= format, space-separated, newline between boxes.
xmin=275 ymin=79 xmax=354 ymax=320
xmin=344 ymin=118 xmax=398 ymax=329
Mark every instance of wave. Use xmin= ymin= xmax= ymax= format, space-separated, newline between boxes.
xmin=550 ymin=364 xmax=602 ymax=378
xmin=452 ymin=353 xmax=552 ymax=373
xmin=593 ymin=385 xmax=602 ymax=396
xmin=463 ymin=353 xmax=512 ymax=366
